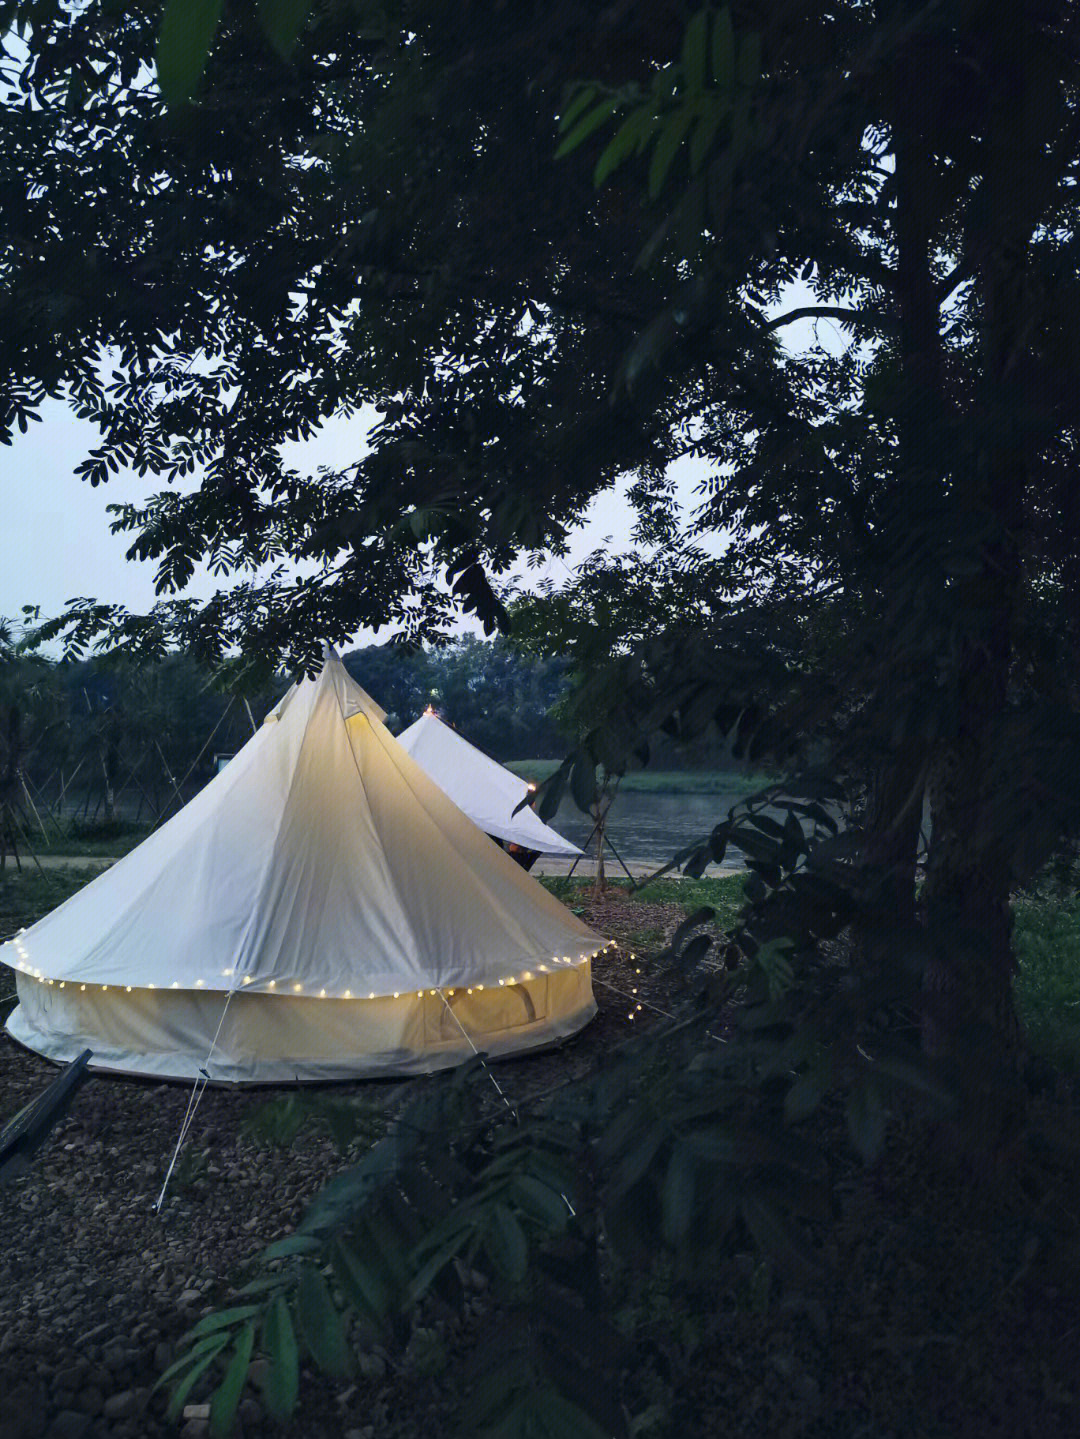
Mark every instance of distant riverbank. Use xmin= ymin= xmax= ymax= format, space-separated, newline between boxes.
xmin=504 ymin=760 xmax=778 ymax=796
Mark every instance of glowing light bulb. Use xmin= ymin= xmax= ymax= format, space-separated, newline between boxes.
xmin=125 ymin=986 xmax=132 ymax=992
xmin=242 ymin=976 xmax=252 ymax=986
xmin=393 ymin=992 xmax=400 ymax=999
xmin=292 ymin=983 xmax=302 ymax=992
xmin=319 ymin=988 xmax=327 ymax=998
xmin=343 ymin=990 xmax=351 ymax=999
xmin=101 ymin=985 xmax=108 ymax=991
xmin=195 ymin=979 xmax=204 ymax=988
xmin=80 ymin=985 xmax=86 ymax=992
xmin=368 ymin=991 xmax=375 ymax=999
xmin=268 ymin=980 xmax=276 ymax=989
xmin=59 ymin=982 xmax=65 ymax=989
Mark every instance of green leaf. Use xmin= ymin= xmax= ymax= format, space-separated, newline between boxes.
xmin=741 ymin=1194 xmax=818 ymax=1280
xmin=532 ymin=1388 xmax=612 ymax=1439
xmin=261 ymin=1295 xmax=299 ymax=1422
xmin=296 ymin=1264 xmax=352 ymax=1378
xmin=570 ymin=754 xmax=596 ymax=812
xmin=661 ymin=1142 xmax=696 ymax=1243
xmin=736 ymin=30 xmax=762 ymax=89
xmin=555 ymin=95 xmax=619 ymax=159
xmin=177 ymin=1304 xmax=263 ymax=1349
xmin=559 ymin=84 xmax=599 ymax=134
xmin=260 ymin=1234 xmax=321 ymax=1263
xmin=164 ymin=1335 xmax=230 ymax=1423
xmin=712 ymin=6 xmax=735 ymax=90
xmin=156 ymin=1332 xmax=232 ymax=1396
xmin=689 ymin=100 xmax=725 ymax=174
xmin=210 ymin=1321 xmax=255 ymax=1439
xmin=845 ymin=1079 xmax=886 ymax=1163
xmin=594 ymin=107 xmax=659 ymax=186
xmin=330 ymin=1238 xmax=391 ymax=1328
xmin=155 ymin=0 xmax=223 ymax=104
xmin=407 ymin=1224 xmax=474 ymax=1305
xmin=784 ymin=1067 xmax=829 ymax=1124
xmin=485 ymin=1204 xmax=529 ymax=1284
xmin=255 ymin=0 xmax=310 ymax=58
xmin=509 ymin=1174 xmax=572 ymax=1230
xmin=681 ymin=9 xmax=710 ymax=93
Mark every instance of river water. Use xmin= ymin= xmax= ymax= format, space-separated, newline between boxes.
xmin=548 ymin=789 xmax=785 ymax=872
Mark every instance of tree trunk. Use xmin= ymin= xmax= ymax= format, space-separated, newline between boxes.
xmin=919 ymin=8 xmax=1062 ymax=1102
xmin=854 ymin=131 xmax=942 ymax=963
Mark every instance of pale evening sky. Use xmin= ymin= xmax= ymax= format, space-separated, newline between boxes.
xmin=0 ymin=293 xmax=839 ymax=647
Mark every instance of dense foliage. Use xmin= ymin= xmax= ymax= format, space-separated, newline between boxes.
xmin=4 ymin=0 xmax=1080 ymax=1435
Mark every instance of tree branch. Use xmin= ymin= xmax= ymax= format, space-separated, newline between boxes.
xmin=936 ymin=262 xmax=973 ymax=307
xmin=760 ymin=306 xmax=895 ymax=333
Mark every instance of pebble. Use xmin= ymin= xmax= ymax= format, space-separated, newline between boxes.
xmin=177 ymin=1289 xmax=204 ymax=1306
xmin=75 ymin=1322 xmax=111 ymax=1347
xmin=44 ymin=1413 xmax=94 ymax=1439
xmin=180 ymin=1422 xmax=209 ymax=1439
xmin=238 ymin=1396 xmax=263 ymax=1425
xmin=103 ymin=1390 xmax=137 ymax=1419
xmin=53 ymin=1363 xmax=88 ymax=1391
xmin=74 ymin=1386 xmax=104 ymax=1416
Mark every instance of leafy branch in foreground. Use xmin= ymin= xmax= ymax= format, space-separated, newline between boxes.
xmin=164 ymin=792 xmax=959 ymax=1437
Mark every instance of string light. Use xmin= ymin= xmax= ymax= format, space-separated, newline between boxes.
xmin=13 ymin=941 xmax=611 ymax=1005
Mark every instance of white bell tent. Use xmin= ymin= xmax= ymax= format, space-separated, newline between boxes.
xmin=395 ymin=710 xmax=581 ymax=858
xmin=2 ymin=657 xmax=606 ymax=1083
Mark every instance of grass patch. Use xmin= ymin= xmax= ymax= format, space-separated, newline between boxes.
xmin=539 ymin=873 xmax=747 ymax=932
xmin=0 ymin=864 xmax=103 ymax=941
xmin=505 ymin=761 xmax=778 ymax=795
xmin=1014 ymin=889 xmax=1080 ymax=1072
xmin=17 ymin=821 xmax=151 ymax=858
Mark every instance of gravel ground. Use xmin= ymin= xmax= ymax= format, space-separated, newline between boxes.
xmin=0 ymin=889 xmax=700 ymax=1439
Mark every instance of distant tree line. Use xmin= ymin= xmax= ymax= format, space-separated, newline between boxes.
xmin=0 ymin=627 xmax=764 ymax=850
xmin=0 ymin=636 xmax=602 ymax=848
xmin=342 ymin=637 xmax=570 ymax=760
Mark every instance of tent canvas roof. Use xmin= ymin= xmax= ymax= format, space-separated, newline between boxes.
xmin=395 ymin=711 xmax=581 ymax=857
xmin=2 ymin=658 xmax=602 ymax=998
